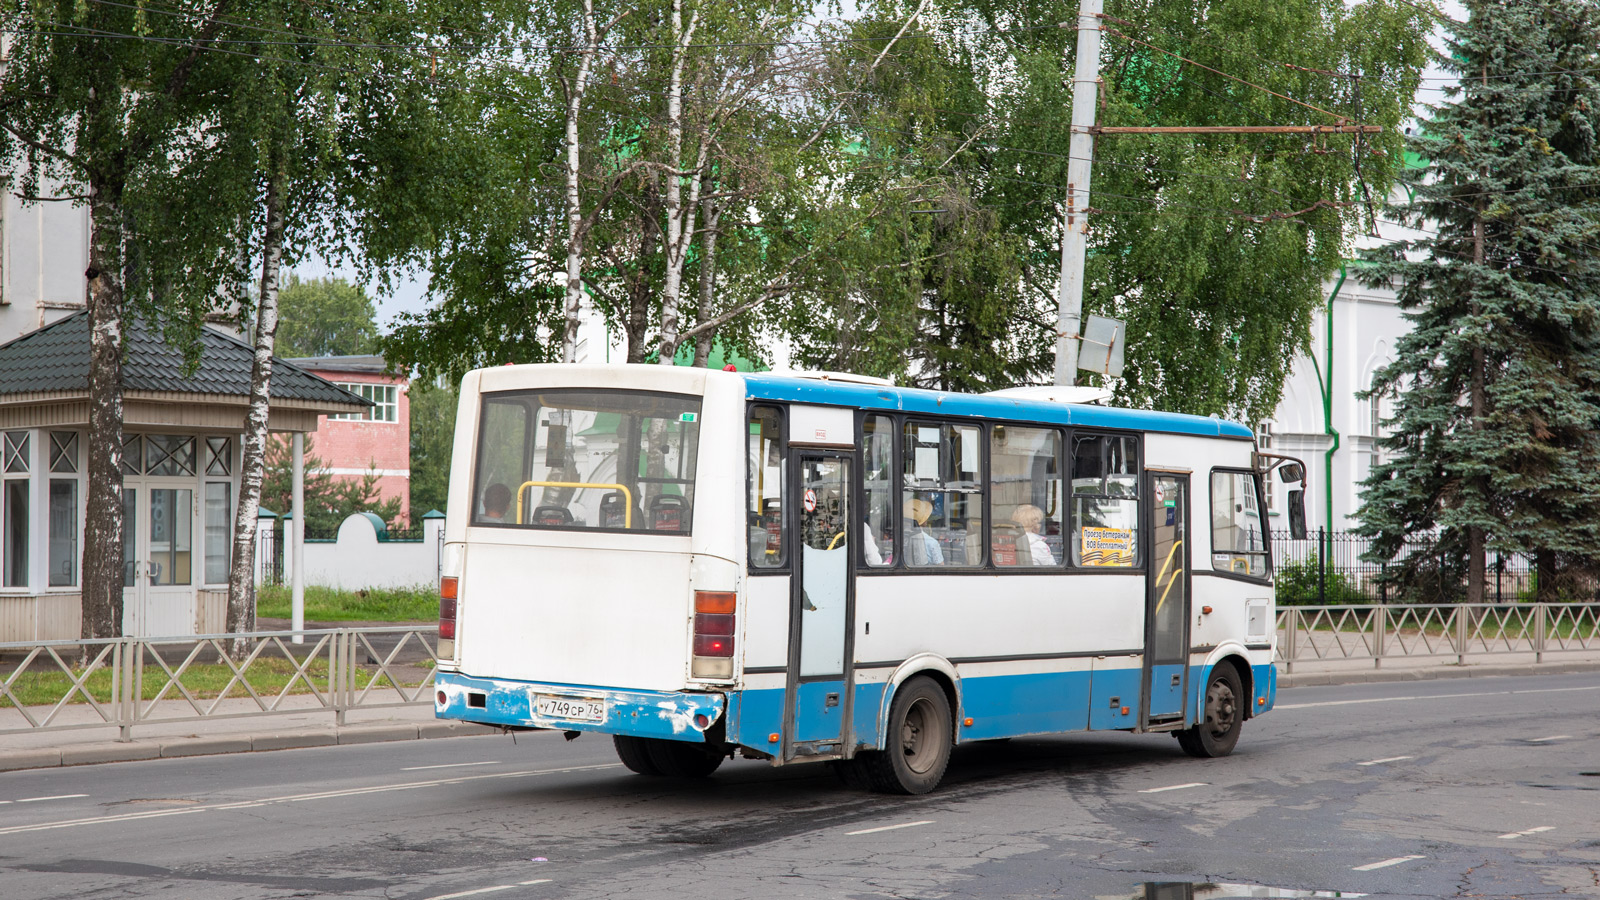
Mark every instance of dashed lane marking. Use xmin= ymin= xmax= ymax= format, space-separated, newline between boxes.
xmin=1138 ymin=783 xmax=1207 ymax=793
xmin=423 ymin=879 xmax=552 ymax=900
xmin=1278 ymin=684 xmax=1600 ymax=712
xmin=0 ymin=764 xmax=621 ymax=837
xmin=1353 ymin=855 xmax=1424 ymax=871
xmin=402 ymin=761 xmax=502 ymax=771
xmin=17 ymin=794 xmax=89 ymax=803
xmin=846 ymin=820 xmax=935 ymax=836
xmin=1497 ymin=826 xmax=1555 ymax=840
xmin=1526 ymin=735 xmax=1570 ymax=743
xmin=1357 ymin=756 xmax=1414 ymax=766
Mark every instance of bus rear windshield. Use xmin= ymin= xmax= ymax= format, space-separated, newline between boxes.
xmin=472 ymin=389 xmax=701 ymax=534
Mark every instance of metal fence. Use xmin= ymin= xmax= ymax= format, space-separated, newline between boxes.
xmin=1276 ymin=602 xmax=1600 ymax=671
xmin=1271 ymin=529 xmax=1535 ymax=604
xmin=0 ymin=626 xmax=438 ymax=741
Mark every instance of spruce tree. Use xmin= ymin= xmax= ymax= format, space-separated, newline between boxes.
xmin=1357 ymin=0 xmax=1600 ymax=602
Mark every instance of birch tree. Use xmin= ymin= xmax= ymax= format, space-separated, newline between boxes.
xmin=0 ymin=0 xmax=238 ymax=640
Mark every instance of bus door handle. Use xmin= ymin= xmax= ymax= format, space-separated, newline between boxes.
xmin=825 ymin=693 xmax=839 ymax=708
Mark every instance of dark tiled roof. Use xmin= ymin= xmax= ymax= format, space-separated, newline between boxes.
xmin=0 ymin=310 xmax=367 ymax=408
xmin=281 ymin=354 xmax=392 ymax=375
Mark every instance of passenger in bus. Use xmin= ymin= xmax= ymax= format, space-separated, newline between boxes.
xmin=903 ymin=497 xmax=942 ymax=566
xmin=1012 ymin=503 xmax=1056 ymax=565
xmin=479 ymin=483 xmax=512 ymax=524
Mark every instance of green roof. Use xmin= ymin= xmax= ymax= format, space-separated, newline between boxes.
xmin=0 ymin=310 xmax=367 ymax=408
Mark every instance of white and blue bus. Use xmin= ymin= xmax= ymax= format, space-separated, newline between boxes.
xmin=433 ymin=365 xmax=1307 ymax=793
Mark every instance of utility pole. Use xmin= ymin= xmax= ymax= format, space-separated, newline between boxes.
xmin=1053 ymin=0 xmax=1104 ymax=386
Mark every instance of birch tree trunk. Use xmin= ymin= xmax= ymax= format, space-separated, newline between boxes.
xmin=693 ymin=189 xmax=721 ymax=368
xmin=654 ymin=0 xmax=699 ymax=365
xmin=80 ymin=184 xmax=127 ymax=643
xmin=559 ymin=0 xmax=600 ymax=364
xmin=226 ymin=154 xmax=288 ymax=650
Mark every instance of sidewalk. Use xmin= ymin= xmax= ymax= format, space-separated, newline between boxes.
xmin=3 ymin=654 xmax=1598 ymax=774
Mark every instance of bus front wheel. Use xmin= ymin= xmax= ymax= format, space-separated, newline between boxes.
xmin=858 ymin=676 xmax=952 ymax=794
xmin=1177 ymin=665 xmax=1243 ymax=758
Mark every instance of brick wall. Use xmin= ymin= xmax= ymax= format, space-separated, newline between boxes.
xmin=306 ymin=369 xmax=411 ymax=522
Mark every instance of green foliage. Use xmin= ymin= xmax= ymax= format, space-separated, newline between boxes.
xmin=256 ymin=584 xmax=439 ymax=622
xmin=276 ymin=275 xmax=379 ymax=358
xmin=260 ymin=436 xmax=402 ymax=536
xmin=408 ymin=382 xmax=459 ymax=517
xmin=1356 ymin=0 xmax=1600 ymax=587
xmin=1273 ymin=556 xmax=1367 ymax=605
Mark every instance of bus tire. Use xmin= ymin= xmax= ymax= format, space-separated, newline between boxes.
xmin=644 ymin=738 xmax=724 ymax=778
xmin=1177 ymin=664 xmax=1243 ymax=758
xmin=613 ymin=735 xmax=663 ymax=776
xmin=861 ymin=676 xmax=952 ymax=794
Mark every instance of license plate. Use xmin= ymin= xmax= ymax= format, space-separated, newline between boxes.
xmin=534 ymin=694 xmax=605 ymax=722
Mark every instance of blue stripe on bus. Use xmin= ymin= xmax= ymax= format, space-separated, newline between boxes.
xmin=739 ymin=374 xmax=1255 ymax=440
xmin=439 ymin=662 xmax=1276 ymax=752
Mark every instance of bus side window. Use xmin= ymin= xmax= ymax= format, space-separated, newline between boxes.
xmin=748 ymin=406 xmax=786 ymax=569
xmin=989 ymin=425 xmax=1062 ymax=567
xmin=1210 ymin=470 xmax=1268 ymax=578
xmin=1069 ymin=434 xmax=1140 ymax=567
xmin=862 ymin=415 xmax=896 ymax=567
xmin=902 ymin=421 xmax=985 ymax=567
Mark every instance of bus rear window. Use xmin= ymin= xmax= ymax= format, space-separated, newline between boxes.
xmin=473 ymin=389 xmax=701 ymax=534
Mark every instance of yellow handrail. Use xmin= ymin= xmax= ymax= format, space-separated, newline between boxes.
xmin=516 ymin=481 xmax=633 ymax=528
xmin=826 ymin=531 xmax=847 ymax=551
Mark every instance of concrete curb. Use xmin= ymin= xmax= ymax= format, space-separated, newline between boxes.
xmin=1279 ymin=659 xmax=1600 ymax=688
xmin=0 ymin=721 xmax=499 ymax=773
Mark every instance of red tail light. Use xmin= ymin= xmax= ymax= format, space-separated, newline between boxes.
xmin=439 ymin=576 xmax=458 ymax=640
xmin=692 ymin=591 xmax=737 ymax=676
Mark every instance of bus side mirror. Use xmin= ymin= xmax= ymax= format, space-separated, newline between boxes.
xmin=1278 ymin=461 xmax=1305 ymax=484
xmin=1287 ymin=490 xmax=1307 ymax=540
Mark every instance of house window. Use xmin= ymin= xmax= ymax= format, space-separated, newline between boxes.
xmin=146 ymin=435 xmax=196 ymax=476
xmin=331 ymin=383 xmax=399 ymax=422
xmin=205 ymin=482 xmax=232 ymax=584
xmin=1256 ymin=421 xmax=1276 ymax=512
xmin=2 ymin=432 xmax=29 ymax=588
xmin=3 ymin=479 xmax=27 ymax=587
xmin=3 ymin=431 xmax=29 ymax=474
xmin=49 ymin=431 xmax=78 ymax=473
xmin=49 ymin=479 xmax=77 ymax=587
xmin=205 ymin=437 xmax=232 ymax=476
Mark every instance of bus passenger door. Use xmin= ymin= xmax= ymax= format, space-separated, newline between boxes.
xmin=784 ymin=452 xmax=855 ymax=761
xmin=1144 ymin=472 xmax=1190 ymax=725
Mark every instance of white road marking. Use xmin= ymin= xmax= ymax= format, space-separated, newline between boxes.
xmin=402 ymin=761 xmax=501 ymax=771
xmin=0 ymin=763 xmax=621 ymax=837
xmin=1526 ymin=735 xmax=1569 ymax=743
xmin=421 ymin=881 xmax=551 ymax=900
xmin=1353 ymin=855 xmax=1424 ymax=871
xmin=1497 ymin=826 xmax=1555 ymax=840
xmin=1357 ymin=756 xmax=1414 ymax=766
xmin=18 ymin=794 xmax=88 ymax=803
xmin=846 ymin=820 xmax=935 ymax=835
xmin=1278 ymin=684 xmax=1600 ymax=712
xmin=1138 ymin=782 xmax=1207 ymax=793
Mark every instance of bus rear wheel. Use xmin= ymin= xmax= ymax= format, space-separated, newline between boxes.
xmin=644 ymin=737 xmax=725 ymax=778
xmin=1177 ymin=665 xmax=1243 ymax=758
xmin=859 ymin=676 xmax=952 ymax=794
xmin=613 ymin=735 xmax=663 ymax=776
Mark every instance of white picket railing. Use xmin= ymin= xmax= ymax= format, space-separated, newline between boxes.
xmin=0 ymin=626 xmax=437 ymax=741
xmin=1276 ymin=602 xmax=1600 ymax=670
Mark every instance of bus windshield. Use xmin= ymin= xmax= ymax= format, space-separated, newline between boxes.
xmin=472 ymin=389 xmax=701 ymax=533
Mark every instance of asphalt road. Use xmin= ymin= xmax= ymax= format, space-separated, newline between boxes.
xmin=1 ymin=673 xmax=1597 ymax=900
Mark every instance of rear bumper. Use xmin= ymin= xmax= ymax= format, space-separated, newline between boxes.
xmin=434 ymin=670 xmax=725 ymax=745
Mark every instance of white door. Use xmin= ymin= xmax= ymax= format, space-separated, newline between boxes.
xmin=122 ymin=481 xmax=197 ymax=638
